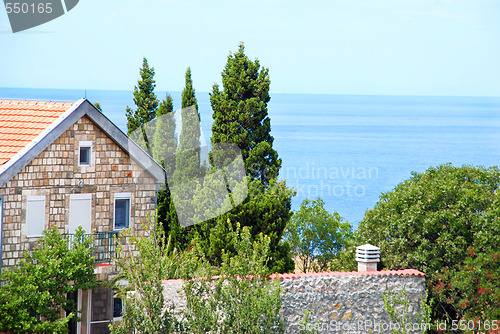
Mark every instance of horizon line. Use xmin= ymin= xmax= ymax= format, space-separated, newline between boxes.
xmin=1 ymin=86 xmax=500 ymax=99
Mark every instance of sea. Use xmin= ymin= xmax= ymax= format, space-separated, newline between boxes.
xmin=2 ymin=87 xmax=500 ymax=229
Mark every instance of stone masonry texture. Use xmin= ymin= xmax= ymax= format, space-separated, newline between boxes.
xmin=0 ymin=116 xmax=158 ymax=280
xmin=161 ymin=270 xmax=427 ymax=334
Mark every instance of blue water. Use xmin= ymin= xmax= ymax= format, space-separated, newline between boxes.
xmin=2 ymin=87 xmax=500 ymax=228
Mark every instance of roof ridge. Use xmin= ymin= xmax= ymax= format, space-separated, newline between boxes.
xmin=0 ymin=98 xmax=78 ymax=104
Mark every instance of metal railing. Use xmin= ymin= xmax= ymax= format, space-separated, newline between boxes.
xmin=64 ymin=232 xmax=118 ymax=264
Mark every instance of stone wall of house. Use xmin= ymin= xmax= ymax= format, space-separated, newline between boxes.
xmin=161 ymin=270 xmax=427 ymax=334
xmin=0 ymin=115 xmax=158 ymax=280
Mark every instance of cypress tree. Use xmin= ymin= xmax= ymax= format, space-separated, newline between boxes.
xmin=126 ymin=58 xmax=159 ymax=151
xmin=181 ymin=67 xmax=198 ymax=112
xmin=153 ymin=94 xmax=176 ymax=173
xmin=210 ymin=43 xmax=281 ymax=187
xmin=154 ymin=94 xmax=182 ymax=249
xmin=174 ymin=67 xmax=201 ymax=184
xmin=207 ymin=43 xmax=295 ymax=273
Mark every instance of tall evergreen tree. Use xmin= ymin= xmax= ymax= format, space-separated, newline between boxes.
xmin=210 ymin=43 xmax=281 ymax=187
xmin=206 ymin=44 xmax=294 ymax=273
xmin=153 ymin=94 xmax=176 ymax=172
xmin=166 ymin=68 xmax=206 ymax=248
xmin=153 ymin=95 xmax=180 ymax=245
xmin=174 ymin=67 xmax=201 ymax=184
xmin=126 ymin=58 xmax=159 ymax=151
xmin=181 ymin=67 xmax=199 ymax=112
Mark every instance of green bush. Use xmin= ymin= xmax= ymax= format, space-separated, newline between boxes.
xmin=182 ymin=224 xmax=284 ymax=334
xmin=0 ymin=226 xmax=97 ymax=334
xmin=112 ymin=217 xmax=284 ymax=334
xmin=358 ymin=164 xmax=500 ymax=328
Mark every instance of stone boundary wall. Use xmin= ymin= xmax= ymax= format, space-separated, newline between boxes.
xmin=280 ymin=269 xmax=426 ymax=333
xmin=161 ymin=269 xmax=426 ymax=334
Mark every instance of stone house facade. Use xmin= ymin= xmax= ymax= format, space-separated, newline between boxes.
xmin=0 ymin=99 xmax=165 ymax=333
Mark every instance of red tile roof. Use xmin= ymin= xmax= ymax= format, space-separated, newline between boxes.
xmin=160 ymin=269 xmax=425 ymax=283
xmin=0 ymin=100 xmax=75 ymax=166
xmin=273 ymin=269 xmax=425 ymax=279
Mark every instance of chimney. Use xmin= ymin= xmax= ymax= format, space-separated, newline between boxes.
xmin=355 ymin=244 xmax=380 ymax=272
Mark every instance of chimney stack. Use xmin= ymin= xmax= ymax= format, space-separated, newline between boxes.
xmin=356 ymin=244 xmax=380 ymax=272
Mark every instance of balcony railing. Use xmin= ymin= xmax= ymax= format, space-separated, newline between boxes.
xmin=64 ymin=232 xmax=119 ymax=264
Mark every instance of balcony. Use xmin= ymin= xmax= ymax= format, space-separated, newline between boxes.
xmin=65 ymin=232 xmax=118 ymax=264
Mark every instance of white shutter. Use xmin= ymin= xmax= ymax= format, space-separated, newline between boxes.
xmin=69 ymin=194 xmax=92 ymax=234
xmin=26 ymin=196 xmax=46 ymax=237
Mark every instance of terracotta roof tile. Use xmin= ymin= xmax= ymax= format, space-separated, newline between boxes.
xmin=272 ymin=269 xmax=425 ymax=279
xmin=160 ymin=269 xmax=425 ymax=284
xmin=0 ymin=100 xmax=75 ymax=166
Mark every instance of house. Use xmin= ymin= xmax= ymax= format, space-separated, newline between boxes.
xmin=0 ymin=98 xmax=165 ymax=333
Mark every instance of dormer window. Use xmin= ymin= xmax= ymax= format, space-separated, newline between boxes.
xmin=79 ymin=141 xmax=92 ymax=166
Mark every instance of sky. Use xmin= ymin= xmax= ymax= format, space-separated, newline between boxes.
xmin=1 ymin=0 xmax=500 ymax=96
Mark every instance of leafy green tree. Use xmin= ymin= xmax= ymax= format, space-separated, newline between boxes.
xmin=111 ymin=216 xmax=203 ymax=334
xmin=357 ymin=164 xmax=500 ymax=327
xmin=285 ymin=198 xmax=352 ymax=273
xmin=205 ymin=43 xmax=294 ymax=273
xmin=111 ymin=218 xmax=284 ymax=334
xmin=126 ymin=57 xmax=159 ymax=150
xmin=0 ymin=226 xmax=97 ymax=334
xmin=183 ymin=224 xmax=284 ymax=334
xmin=210 ymin=42 xmax=281 ymax=186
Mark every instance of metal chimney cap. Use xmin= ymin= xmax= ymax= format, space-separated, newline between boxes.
xmin=356 ymin=244 xmax=380 ymax=252
xmin=355 ymin=244 xmax=380 ymax=263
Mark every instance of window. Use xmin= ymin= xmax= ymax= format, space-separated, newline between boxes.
xmin=79 ymin=141 xmax=92 ymax=166
xmin=113 ymin=291 xmax=123 ymax=320
xmin=26 ymin=196 xmax=46 ymax=237
xmin=114 ymin=193 xmax=131 ymax=230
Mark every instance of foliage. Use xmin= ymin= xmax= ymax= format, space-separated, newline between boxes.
xmin=175 ymin=67 xmax=201 ymax=184
xmin=357 ymin=164 xmax=500 ymax=326
xmin=153 ymin=94 xmax=183 ymax=250
xmin=285 ymin=198 xmax=352 ymax=273
xmin=383 ymin=288 xmax=431 ymax=334
xmin=0 ymin=226 xmax=97 ymax=334
xmin=93 ymin=101 xmax=102 ymax=111
xmin=153 ymin=94 xmax=176 ymax=172
xmin=203 ymin=178 xmax=296 ymax=273
xmin=206 ymin=43 xmax=295 ymax=273
xmin=126 ymin=57 xmax=159 ymax=145
xmin=182 ymin=224 xmax=284 ymax=334
xmin=210 ymin=42 xmax=280 ymax=186
xmin=169 ymin=67 xmax=206 ymax=248
xmin=124 ymin=59 xmax=185 ymax=253
xmin=110 ymin=216 xmax=205 ymax=334
xmin=327 ymin=232 xmax=359 ymax=272
xmin=111 ymin=218 xmax=284 ymax=334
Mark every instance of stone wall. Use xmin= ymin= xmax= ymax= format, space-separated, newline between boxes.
xmin=279 ymin=270 xmax=426 ymax=334
xmin=0 ymin=115 xmax=158 ymax=280
xmin=161 ymin=269 xmax=426 ymax=334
